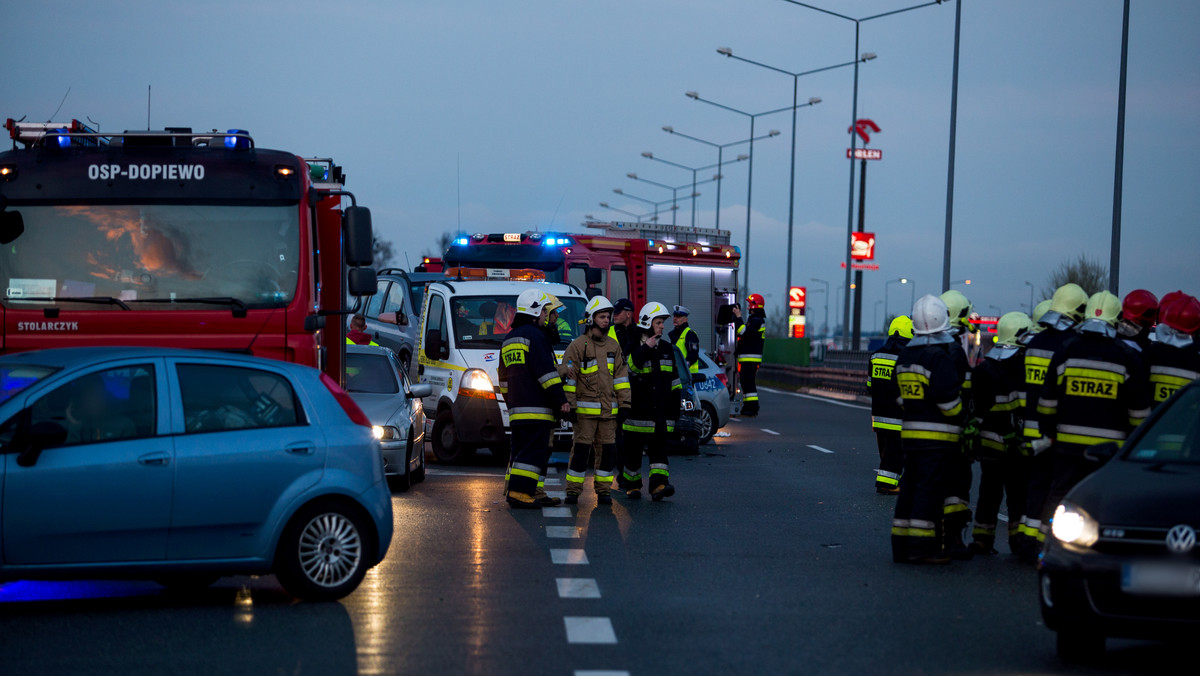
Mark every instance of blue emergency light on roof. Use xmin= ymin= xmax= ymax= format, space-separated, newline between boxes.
xmin=54 ymin=128 xmax=71 ymax=148
xmin=453 ymin=237 xmax=469 ymax=246
xmin=224 ymin=129 xmax=251 ymax=150
xmin=542 ymin=236 xmax=573 ymax=247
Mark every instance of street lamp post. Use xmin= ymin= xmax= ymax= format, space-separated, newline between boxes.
xmin=685 ymin=91 xmax=818 ymax=298
xmin=613 ymin=188 xmax=669 ymax=223
xmin=884 ymin=277 xmax=910 ymax=324
xmin=598 ymin=202 xmax=649 ymax=223
xmin=874 ymin=300 xmax=884 ymax=334
xmin=717 ymin=48 xmax=874 ymax=298
xmin=811 ymin=277 xmax=829 ymax=340
xmin=1024 ymin=280 xmax=1035 ymax=314
xmin=626 ymin=172 xmax=721 ymax=227
xmin=640 ymin=152 xmax=747 ymax=232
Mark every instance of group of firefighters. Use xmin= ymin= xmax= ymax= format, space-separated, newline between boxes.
xmin=870 ymin=284 xmax=1200 ymax=564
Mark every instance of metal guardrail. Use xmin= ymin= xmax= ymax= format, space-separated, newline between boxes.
xmin=760 ymin=349 xmax=870 ymax=398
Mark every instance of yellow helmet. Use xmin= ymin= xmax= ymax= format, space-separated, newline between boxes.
xmin=995 ymin=312 xmax=1034 ymax=347
xmin=940 ymin=290 xmax=976 ymax=332
xmin=1084 ymin=291 xmax=1122 ymax=326
xmin=544 ymin=294 xmax=564 ymax=313
xmin=1050 ymin=283 xmax=1089 ymax=323
xmin=1032 ymin=299 xmax=1052 ymax=324
xmin=888 ymin=315 xmax=913 ymax=339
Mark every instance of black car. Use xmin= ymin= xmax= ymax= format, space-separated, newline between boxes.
xmin=1039 ymin=379 xmax=1200 ymax=661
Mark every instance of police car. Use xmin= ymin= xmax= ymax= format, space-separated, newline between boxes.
xmin=415 ymin=268 xmax=587 ymax=463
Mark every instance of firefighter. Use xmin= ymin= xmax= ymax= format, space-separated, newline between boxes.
xmin=939 ymin=289 xmax=976 ymax=559
xmin=733 ymin=294 xmax=767 ymax=417
xmin=892 ymin=295 xmax=966 ymax=565
xmin=668 ymin=305 xmax=701 ymax=374
xmin=868 ymin=315 xmax=913 ymax=494
xmin=1012 ymin=282 xmax=1088 ymax=562
xmin=1038 ymin=291 xmax=1151 ymax=517
xmin=498 ymin=289 xmax=571 ymax=509
xmin=562 ymin=296 xmax=631 ymax=505
xmin=622 ymin=301 xmax=680 ymax=500
xmin=968 ymin=312 xmax=1034 ymax=555
xmin=1117 ymin=288 xmax=1159 ymax=353
xmin=1145 ymin=294 xmax=1200 ymax=409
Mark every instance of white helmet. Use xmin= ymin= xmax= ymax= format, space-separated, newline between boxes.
xmin=584 ymin=296 xmax=614 ymax=326
xmin=637 ymin=301 xmax=671 ymax=330
xmin=912 ymin=294 xmax=950 ymax=335
xmin=516 ymin=289 xmax=552 ymax=318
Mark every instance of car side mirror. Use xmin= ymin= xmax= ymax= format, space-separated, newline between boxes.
xmin=1084 ymin=441 xmax=1120 ymax=464
xmin=409 ymin=383 xmax=433 ymax=399
xmin=583 ymin=267 xmax=603 ymax=285
xmin=16 ymin=421 xmax=68 ymax=467
xmin=396 ymin=311 xmax=409 ymax=326
xmin=691 ymin=372 xmax=707 ymax=384
xmin=347 ymin=267 xmax=377 ymax=297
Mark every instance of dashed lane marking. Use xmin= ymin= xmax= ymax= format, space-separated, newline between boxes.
xmin=807 ymin=444 xmax=835 ymax=454
xmin=551 ymin=549 xmax=589 ymax=565
xmin=423 ymin=468 xmax=504 ymax=477
xmin=546 ymin=490 xmax=567 ymax=499
xmin=546 ymin=526 xmax=582 ymax=539
xmin=759 ymin=386 xmax=871 ymax=411
xmin=564 ymin=617 xmax=617 ymax=644
xmin=575 ymin=671 xmax=631 ymax=676
xmin=762 ymin=428 xmax=781 ymax=436
xmin=557 ymin=578 xmax=601 ymax=599
xmin=542 ymin=507 xmax=572 ymax=518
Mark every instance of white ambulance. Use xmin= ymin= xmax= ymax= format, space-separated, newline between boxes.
xmin=415 ymin=268 xmax=588 ymax=463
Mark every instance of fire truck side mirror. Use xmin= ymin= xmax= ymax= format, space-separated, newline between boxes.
xmin=0 ymin=210 xmax=24 ymax=244
xmin=583 ymin=267 xmax=603 ymax=286
xmin=343 ymin=206 xmax=374 ymax=267
xmin=348 ymin=267 xmax=377 ymax=297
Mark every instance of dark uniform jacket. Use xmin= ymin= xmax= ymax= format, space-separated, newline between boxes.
xmin=668 ymin=322 xmax=700 ymax=372
xmin=625 ymin=336 xmax=681 ymax=429
xmin=972 ymin=350 xmax=1023 ymax=456
xmin=498 ymin=322 xmax=567 ymax=424
xmin=1037 ymin=332 xmax=1151 ymax=454
xmin=734 ymin=313 xmax=766 ymax=363
xmin=1144 ymin=342 xmax=1200 ymax=409
xmin=896 ymin=342 xmax=967 ymax=451
xmin=1022 ymin=327 xmax=1078 ymax=442
xmin=867 ymin=334 xmax=909 ymax=432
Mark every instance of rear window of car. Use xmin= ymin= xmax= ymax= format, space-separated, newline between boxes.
xmin=1123 ymin=384 xmax=1200 ymax=464
xmin=177 ymin=364 xmax=302 ymax=433
xmin=345 ymin=353 xmax=399 ymax=394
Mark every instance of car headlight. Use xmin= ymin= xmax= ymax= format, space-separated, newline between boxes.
xmin=372 ymin=425 xmax=400 ymax=440
xmin=459 ymin=368 xmax=496 ymax=399
xmin=1051 ymin=502 xmax=1099 ymax=547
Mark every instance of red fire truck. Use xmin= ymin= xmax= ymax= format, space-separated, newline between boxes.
xmin=441 ymin=221 xmax=741 ymax=357
xmin=0 ymin=119 xmax=376 ymax=384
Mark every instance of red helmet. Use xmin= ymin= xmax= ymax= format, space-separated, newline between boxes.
xmin=1120 ymin=289 xmax=1158 ymax=327
xmin=1159 ymin=290 xmax=1187 ymax=318
xmin=747 ymin=294 xmax=765 ymax=310
xmin=1160 ymin=294 xmax=1200 ymax=334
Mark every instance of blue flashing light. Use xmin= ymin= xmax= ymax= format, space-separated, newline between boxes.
xmin=224 ymin=129 xmax=251 ymax=150
xmin=542 ymin=236 xmax=573 ymax=247
xmin=453 ymin=237 xmax=470 ymax=246
xmin=648 ymin=239 xmax=655 ymax=247
xmin=54 ymin=128 xmax=71 ymax=148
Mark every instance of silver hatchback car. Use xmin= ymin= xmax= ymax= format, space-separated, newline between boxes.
xmin=345 ymin=344 xmax=432 ymax=491
xmin=694 ymin=349 xmax=731 ymax=445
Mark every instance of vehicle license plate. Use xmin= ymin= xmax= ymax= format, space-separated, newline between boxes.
xmin=1121 ymin=563 xmax=1200 ymax=596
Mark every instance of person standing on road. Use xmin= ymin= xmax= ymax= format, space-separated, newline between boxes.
xmin=668 ymin=305 xmax=700 ymax=375
xmin=622 ymin=301 xmax=680 ymax=501
xmin=562 ymin=296 xmax=631 ymax=505
xmin=733 ymin=294 xmax=767 ymax=417
xmin=1145 ymin=294 xmax=1200 ymax=410
xmin=939 ymin=290 xmax=977 ymax=559
xmin=892 ymin=295 xmax=966 ymax=565
xmin=498 ymin=289 xmax=571 ymax=509
xmin=1037 ymin=291 xmax=1151 ymax=520
xmin=1117 ymin=289 xmax=1159 ymax=353
xmin=968 ymin=311 xmax=1033 ymax=555
xmin=868 ymin=315 xmax=912 ymax=494
xmin=609 ymin=297 xmax=638 ymax=490
xmin=1012 ymin=282 xmax=1088 ymax=561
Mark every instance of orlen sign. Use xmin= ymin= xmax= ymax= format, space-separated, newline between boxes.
xmin=850 ymin=232 xmax=876 ymax=260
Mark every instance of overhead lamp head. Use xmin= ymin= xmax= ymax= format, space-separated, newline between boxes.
xmin=641 ymin=151 xmax=653 ymax=158
xmin=662 ymin=125 xmax=674 ymax=133
xmin=585 ymin=214 xmax=595 ymax=220
xmin=686 ymin=91 xmax=699 ymax=99
xmin=808 ymin=97 xmax=822 ymax=105
xmin=612 ymin=188 xmax=623 ymax=194
xmin=599 ymin=202 xmax=610 ymax=208
xmin=900 ymin=278 xmax=908 ymax=284
xmin=626 ymin=172 xmax=637 ymax=179
xmin=691 ymin=192 xmax=701 ymax=198
xmin=736 ymin=154 xmax=749 ymax=161
xmin=861 ymin=52 xmax=877 ymax=62
xmin=768 ymin=130 xmax=781 ymax=136
xmin=717 ymin=47 xmax=732 ymax=56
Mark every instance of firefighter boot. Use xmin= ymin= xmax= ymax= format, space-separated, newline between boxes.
xmin=968 ymin=534 xmax=997 ymax=556
xmin=944 ymin=521 xmax=974 ymax=561
xmin=506 ymin=491 xmax=540 ymax=510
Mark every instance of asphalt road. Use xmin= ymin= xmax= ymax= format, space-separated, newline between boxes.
xmin=0 ymin=387 xmax=1186 ymax=675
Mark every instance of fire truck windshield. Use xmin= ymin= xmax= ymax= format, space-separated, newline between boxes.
xmin=0 ymin=204 xmax=300 ymax=310
xmin=451 ymin=295 xmax=585 ymax=348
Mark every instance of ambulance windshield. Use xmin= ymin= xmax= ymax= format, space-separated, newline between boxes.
xmin=451 ymin=295 xmax=585 ymax=348
xmin=0 ymin=204 xmax=300 ymax=310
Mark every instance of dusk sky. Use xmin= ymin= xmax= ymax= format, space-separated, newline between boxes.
xmin=6 ymin=0 xmax=1198 ymax=333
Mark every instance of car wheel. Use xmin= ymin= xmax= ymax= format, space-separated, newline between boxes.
xmin=431 ymin=409 xmax=471 ymax=464
xmin=388 ymin=440 xmax=413 ymax=492
xmin=1056 ymin=630 xmax=1105 ymax=663
xmin=155 ymin=574 xmax=220 ymax=594
xmin=411 ymin=427 xmax=426 ymax=483
xmin=275 ymin=501 xmax=373 ymax=602
xmin=698 ymin=402 xmax=717 ymax=445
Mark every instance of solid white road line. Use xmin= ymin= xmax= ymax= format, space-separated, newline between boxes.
xmin=424 ymin=468 xmax=505 ymax=477
xmin=575 ymin=672 xmax=631 ymax=676
xmin=542 ymin=507 xmax=572 ymax=518
xmin=807 ymin=444 xmax=835 ymax=454
xmin=564 ymin=617 xmax=617 ymax=644
xmin=557 ymin=578 xmax=601 ymax=599
xmin=762 ymin=429 xmax=781 ymax=436
xmin=759 ymin=386 xmax=871 ymax=411
xmin=551 ymin=549 xmax=589 ymax=565
xmin=546 ymin=526 xmax=582 ymax=539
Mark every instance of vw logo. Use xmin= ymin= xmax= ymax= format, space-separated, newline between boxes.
xmin=1165 ymin=524 xmax=1197 ymax=554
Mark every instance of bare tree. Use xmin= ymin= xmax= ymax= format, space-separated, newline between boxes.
xmin=1042 ymin=254 xmax=1108 ymax=299
xmin=422 ymin=230 xmax=463 ymax=259
xmin=371 ymin=236 xmax=396 ymax=271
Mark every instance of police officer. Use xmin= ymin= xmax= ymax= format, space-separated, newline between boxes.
xmin=968 ymin=312 xmax=1033 ymax=555
xmin=562 ymin=296 xmax=631 ymax=505
xmin=939 ymin=289 xmax=976 ymax=559
xmin=1117 ymin=289 xmax=1159 ymax=353
xmin=1038 ymin=291 xmax=1151 ymax=516
xmin=622 ymin=301 xmax=680 ymax=501
xmin=668 ymin=305 xmax=700 ymax=374
xmin=609 ymin=298 xmax=638 ymax=356
xmin=892 ymin=295 xmax=966 ymax=565
xmin=733 ymin=294 xmax=767 ymax=417
xmin=498 ymin=289 xmax=571 ymax=509
xmin=1012 ymin=282 xmax=1089 ymax=561
xmin=1144 ymin=294 xmax=1200 ymax=409
xmin=868 ymin=315 xmax=912 ymax=494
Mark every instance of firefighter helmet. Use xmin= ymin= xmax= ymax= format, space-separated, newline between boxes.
xmin=544 ymin=294 xmax=564 ymax=313
xmin=1032 ymin=299 xmax=1052 ymax=325
xmin=637 ymin=301 xmax=671 ymax=330
xmin=995 ymin=312 xmax=1034 ymax=347
xmin=1085 ymin=291 xmax=1122 ymax=326
xmin=584 ymin=295 xmax=614 ymax=326
xmin=888 ymin=315 xmax=914 ymax=339
xmin=912 ymin=295 xmax=950 ymax=335
xmin=516 ymin=289 xmax=552 ymax=318
xmin=1050 ymin=283 xmax=1089 ymax=323
xmin=1160 ymin=294 xmax=1200 ymax=334
xmin=747 ymin=293 xmax=765 ymax=310
xmin=940 ymin=290 xmax=976 ymax=333
xmin=1159 ymin=290 xmax=1187 ymax=318
xmin=1120 ymin=289 xmax=1159 ymax=327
